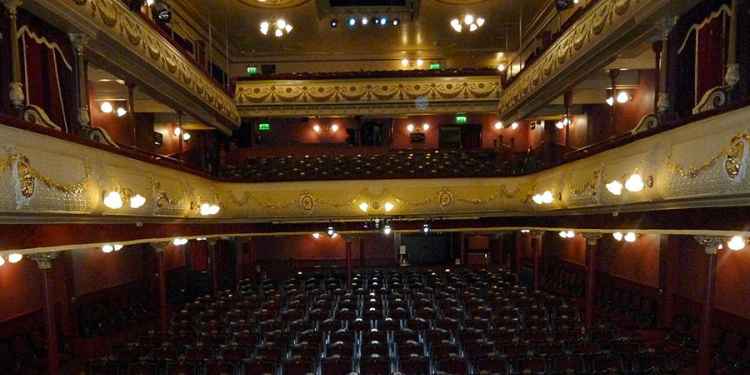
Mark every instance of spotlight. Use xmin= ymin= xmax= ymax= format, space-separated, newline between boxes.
xmin=494 ymin=121 xmax=503 ymax=130
xmin=510 ymin=122 xmax=519 ymax=130
xmin=624 ymin=232 xmax=637 ymax=243
xmin=116 ymin=107 xmax=128 ymax=117
xmin=100 ymin=101 xmax=113 ymax=113
xmin=625 ymin=174 xmax=645 ymax=192
xmin=330 ymin=19 xmax=338 ymax=28
xmin=384 ymin=201 xmax=395 ymax=212
xmin=312 ymin=232 xmax=321 ymax=239
xmin=7 ymin=253 xmax=23 ymax=263
xmin=103 ymin=191 xmax=123 ymax=209
xmin=613 ymin=232 xmax=623 ymax=241
xmin=129 ymin=194 xmax=146 ymax=209
xmin=606 ymin=180 xmax=623 ymax=196
xmin=327 ymin=225 xmax=336 ymax=237
xmin=172 ymin=238 xmax=188 ymax=246
xmin=728 ymin=235 xmax=746 ymax=251
xmin=358 ymin=202 xmax=369 ymax=213
xmin=383 ymin=224 xmax=392 ymax=235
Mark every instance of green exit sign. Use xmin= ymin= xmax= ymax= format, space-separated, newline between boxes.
xmin=258 ymin=122 xmax=270 ymax=131
xmin=455 ymin=115 xmax=468 ymax=124
xmin=429 ymin=63 xmax=441 ymax=70
xmin=247 ymin=66 xmax=258 ymax=75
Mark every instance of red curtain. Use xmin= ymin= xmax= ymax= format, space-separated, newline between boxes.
xmin=696 ymin=11 xmax=729 ymax=102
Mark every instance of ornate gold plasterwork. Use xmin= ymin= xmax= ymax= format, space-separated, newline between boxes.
xmin=567 ymin=169 xmax=601 ymax=197
xmin=237 ymin=0 xmax=311 ymax=8
xmin=235 ymin=76 xmax=500 ymax=117
xmin=498 ymin=0 xmax=668 ymax=119
xmin=0 ymin=151 xmax=90 ymax=196
xmin=666 ymin=133 xmax=749 ymax=179
xmin=67 ymin=0 xmax=239 ymax=127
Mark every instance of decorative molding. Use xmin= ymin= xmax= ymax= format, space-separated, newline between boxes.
xmin=631 ymin=113 xmax=661 ymax=135
xmin=694 ymin=236 xmax=724 ymax=255
xmin=237 ymin=0 xmax=311 ymax=8
xmin=235 ymin=76 xmax=500 ymax=117
xmin=21 ymin=105 xmax=62 ymax=131
xmin=583 ymin=233 xmax=603 ymax=245
xmin=2 ymin=105 xmax=750 ymax=223
xmin=693 ymin=86 xmax=729 ymax=114
xmin=29 ymin=252 xmax=58 ymax=269
xmin=497 ymin=0 xmax=671 ymax=120
xmin=55 ymin=0 xmax=240 ymax=128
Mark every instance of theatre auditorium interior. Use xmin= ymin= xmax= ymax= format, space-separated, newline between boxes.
xmin=3 ymin=0 xmax=750 ymax=374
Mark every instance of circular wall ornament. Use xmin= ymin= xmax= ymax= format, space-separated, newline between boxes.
xmin=238 ymin=0 xmax=311 ymax=8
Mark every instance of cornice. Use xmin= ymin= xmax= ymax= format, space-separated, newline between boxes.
xmin=498 ymin=0 xmax=672 ymax=120
xmin=235 ymin=75 xmax=500 ymax=117
xmin=25 ymin=0 xmax=240 ymax=130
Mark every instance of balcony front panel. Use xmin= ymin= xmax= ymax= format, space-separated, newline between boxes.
xmin=1 ymin=106 xmax=749 ymax=223
xmin=235 ymin=76 xmax=501 ymax=117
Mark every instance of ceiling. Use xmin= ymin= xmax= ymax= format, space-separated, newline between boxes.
xmin=181 ymin=0 xmax=545 ymax=69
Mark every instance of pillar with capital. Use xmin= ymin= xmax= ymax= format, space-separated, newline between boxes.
xmin=582 ymin=233 xmax=603 ymax=330
xmin=694 ymin=236 xmax=724 ymax=375
xmin=2 ymin=0 xmax=25 ymax=111
xmin=29 ymin=252 xmax=60 ymax=375
xmin=68 ymin=33 xmax=91 ymax=130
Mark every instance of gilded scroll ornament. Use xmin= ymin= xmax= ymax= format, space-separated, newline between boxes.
xmin=667 ymin=133 xmax=749 ymax=179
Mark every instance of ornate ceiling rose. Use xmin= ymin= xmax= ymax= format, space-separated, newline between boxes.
xmin=434 ymin=0 xmax=489 ymax=4
xmin=237 ymin=0 xmax=312 ymax=8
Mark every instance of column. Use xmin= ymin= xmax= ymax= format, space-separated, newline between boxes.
xmin=359 ymin=237 xmax=366 ymax=269
xmin=152 ymin=243 xmax=169 ymax=333
xmin=69 ymin=33 xmax=91 ymax=130
xmin=3 ymin=0 xmax=25 ymax=111
xmin=724 ymin=0 xmax=740 ymax=89
xmin=652 ymin=41 xmax=663 ymax=113
xmin=583 ymin=233 xmax=603 ymax=330
xmin=531 ymin=231 xmax=544 ymax=290
xmin=345 ymin=236 xmax=353 ymax=287
xmin=657 ymin=17 xmax=676 ymax=114
xmin=207 ymin=239 xmax=219 ymax=294
xmin=659 ymin=235 xmax=681 ymax=328
xmin=694 ymin=236 xmax=723 ymax=375
xmin=29 ymin=253 xmax=60 ymax=375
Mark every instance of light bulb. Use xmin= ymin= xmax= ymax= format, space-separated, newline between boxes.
xmin=274 ymin=29 xmax=283 ymax=37
xmin=348 ymin=17 xmax=357 ymax=27
xmin=532 ymin=194 xmax=543 ymax=205
xmin=209 ymin=204 xmax=221 ymax=215
xmin=401 ymin=58 xmax=410 ymax=67
xmin=182 ymin=132 xmax=191 ymax=141
xmin=260 ymin=21 xmax=269 ymax=31
xmin=423 ymin=224 xmax=431 ymax=234
xmin=625 ymin=174 xmax=645 ymax=192
xmin=469 ymin=23 xmax=478 ymax=32
xmin=100 ymin=101 xmax=113 ymax=113
xmin=312 ymin=232 xmax=321 ymax=239
xmin=556 ymin=121 xmax=564 ymax=129
xmin=416 ymin=59 xmax=424 ymax=67
xmin=102 ymin=244 xmax=114 ymax=253
xmin=200 ymin=203 xmax=212 ymax=216
xmin=613 ymin=232 xmax=623 ymax=241
xmin=464 ymin=14 xmax=475 ymax=25
xmin=559 ymin=231 xmax=568 ymax=238
xmin=276 ymin=19 xmax=287 ymax=29
xmin=327 ymin=226 xmax=336 ymax=237
xmin=476 ymin=17 xmax=485 ymax=27
xmin=383 ymin=225 xmax=392 ymax=235
xmin=173 ymin=126 xmax=182 ymax=136
xmin=422 ymin=123 xmax=430 ymax=131
xmin=361 ymin=17 xmax=369 ymax=25
xmin=0 ymin=255 xmax=4 ymax=267
xmin=172 ymin=238 xmax=188 ymax=246
xmin=384 ymin=201 xmax=395 ymax=212
xmin=285 ymin=24 xmax=293 ymax=33
xmin=497 ymin=64 xmax=507 ymax=72
xmin=116 ymin=107 xmax=128 ymax=117
xmin=624 ymin=232 xmax=637 ymax=242
xmin=728 ymin=235 xmax=746 ymax=251
xmin=616 ymin=91 xmax=631 ymax=104
xmin=451 ymin=22 xmax=463 ymax=33
xmin=330 ymin=124 xmax=339 ymax=132
xmin=313 ymin=124 xmax=321 ymax=133
xmin=406 ymin=124 xmax=415 ymax=133
xmin=541 ymin=191 xmax=554 ymax=204
xmin=129 ymin=194 xmax=146 ymax=209
xmin=7 ymin=253 xmax=22 ymax=263
xmin=494 ymin=121 xmax=503 ymax=130
xmin=103 ymin=191 xmax=123 ymax=209
xmin=113 ymin=244 xmax=124 ymax=251
xmin=567 ymin=231 xmax=575 ymax=238
xmin=358 ymin=202 xmax=369 ymax=213
xmin=606 ymin=97 xmax=615 ymax=106
xmin=511 ymin=122 xmax=519 ymax=130
xmin=606 ymin=180 xmax=623 ymax=196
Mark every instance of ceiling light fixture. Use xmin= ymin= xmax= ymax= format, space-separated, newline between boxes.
xmin=330 ymin=19 xmax=338 ymax=28
xmin=102 ymin=244 xmax=115 ymax=253
xmin=260 ymin=19 xmax=293 ymax=37
xmin=392 ymin=18 xmax=400 ymax=26
xmin=451 ymin=14 xmax=485 ymax=33
xmin=361 ymin=17 xmax=369 ymax=26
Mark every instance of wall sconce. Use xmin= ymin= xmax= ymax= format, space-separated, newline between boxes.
xmin=532 ymin=191 xmax=554 ymax=205
xmin=7 ymin=253 xmax=23 ymax=263
xmin=182 ymin=132 xmax=192 ymax=142
xmin=103 ymin=191 xmax=124 ymax=209
xmin=612 ymin=232 xmax=623 ymax=241
xmin=624 ymin=173 xmax=645 ymax=192
xmin=330 ymin=124 xmax=339 ymax=132
xmin=173 ymin=126 xmax=182 ymax=137
xmin=422 ymin=123 xmax=430 ymax=131
xmin=313 ymin=124 xmax=322 ymax=134
xmin=623 ymin=232 xmax=637 ymax=242
xmin=559 ymin=230 xmax=575 ymax=238
xmin=606 ymin=180 xmax=623 ymax=196
xmin=606 ymin=173 xmax=652 ymax=195
xmin=510 ymin=122 xmax=519 ymax=130
xmin=494 ymin=121 xmax=503 ymax=130
xmin=728 ymin=235 xmax=746 ymax=251
xmin=198 ymin=202 xmax=221 ymax=216
xmin=101 ymin=244 xmax=124 ymax=253
xmin=172 ymin=238 xmax=188 ymax=246
xmin=103 ymin=189 xmax=146 ymax=209
xmin=312 ymin=232 xmax=321 ymax=239
xmin=406 ymin=123 xmax=415 ymax=133
xmin=384 ymin=201 xmax=395 ymax=212
xmin=358 ymin=202 xmax=369 ymax=213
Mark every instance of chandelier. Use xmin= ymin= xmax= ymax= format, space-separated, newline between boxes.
xmin=260 ymin=19 xmax=293 ymax=37
xmin=450 ymin=14 xmax=485 ymax=33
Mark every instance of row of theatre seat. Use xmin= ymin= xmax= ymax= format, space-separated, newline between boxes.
xmin=542 ymin=264 xmax=750 ymax=373
xmin=219 ymin=150 xmax=518 ymax=182
xmin=86 ymin=268 xmax=689 ymax=374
